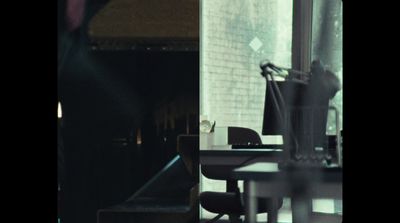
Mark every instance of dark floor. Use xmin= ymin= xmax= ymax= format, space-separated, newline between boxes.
xmin=200 ymin=211 xmax=342 ymax=223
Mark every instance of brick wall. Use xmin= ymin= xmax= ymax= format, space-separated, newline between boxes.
xmin=201 ymin=0 xmax=293 ymax=141
xmin=199 ymin=0 xmax=293 ymax=219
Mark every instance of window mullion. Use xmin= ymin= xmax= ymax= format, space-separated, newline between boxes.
xmin=292 ymin=0 xmax=313 ymax=72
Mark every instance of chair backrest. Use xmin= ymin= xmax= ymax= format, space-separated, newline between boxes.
xmin=227 ymin=126 xmax=262 ymax=145
xmin=201 ymin=127 xmax=262 ymax=180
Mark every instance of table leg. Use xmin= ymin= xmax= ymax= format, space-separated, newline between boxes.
xmin=244 ymin=180 xmax=257 ymax=223
xmin=291 ymin=196 xmax=311 ymax=223
xmin=267 ymin=198 xmax=279 ymax=223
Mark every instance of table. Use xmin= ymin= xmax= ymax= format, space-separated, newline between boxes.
xmin=200 ymin=148 xmax=284 ymax=166
xmin=232 ymin=162 xmax=342 ymax=223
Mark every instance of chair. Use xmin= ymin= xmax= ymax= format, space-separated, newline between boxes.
xmin=200 ymin=127 xmax=283 ymax=223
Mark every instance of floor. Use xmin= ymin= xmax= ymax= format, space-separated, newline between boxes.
xmin=201 ymin=211 xmax=342 ymax=223
xmin=200 ymin=198 xmax=342 ymax=223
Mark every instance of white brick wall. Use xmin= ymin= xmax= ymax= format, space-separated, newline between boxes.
xmin=201 ymin=0 xmax=293 ymax=141
xmin=200 ymin=0 xmax=293 ymax=219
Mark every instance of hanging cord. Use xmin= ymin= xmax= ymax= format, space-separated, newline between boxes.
xmin=266 ymin=76 xmax=283 ymax=122
xmin=267 ymin=73 xmax=299 ymax=156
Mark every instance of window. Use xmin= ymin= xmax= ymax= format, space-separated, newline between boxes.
xmin=200 ymin=0 xmax=293 ymax=220
xmin=200 ymin=0 xmax=293 ymax=141
xmin=200 ymin=0 xmax=343 ymax=141
xmin=200 ymin=0 xmax=343 ymax=219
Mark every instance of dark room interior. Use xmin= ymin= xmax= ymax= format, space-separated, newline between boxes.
xmin=58 ymin=1 xmax=199 ymax=223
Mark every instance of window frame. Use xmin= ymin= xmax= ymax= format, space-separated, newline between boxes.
xmin=291 ymin=0 xmax=314 ymax=72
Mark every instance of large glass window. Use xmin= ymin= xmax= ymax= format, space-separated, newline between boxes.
xmin=201 ymin=0 xmax=293 ymax=140
xmin=200 ymin=0 xmax=343 ymax=219
xmin=200 ymin=0 xmax=293 ymax=220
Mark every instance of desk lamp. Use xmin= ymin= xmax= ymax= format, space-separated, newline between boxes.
xmin=260 ymin=60 xmax=341 ymax=166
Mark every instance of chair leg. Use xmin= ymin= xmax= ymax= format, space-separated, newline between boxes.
xmin=267 ymin=211 xmax=278 ymax=223
xmin=228 ymin=214 xmax=242 ymax=223
xmin=205 ymin=213 xmax=224 ymax=223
